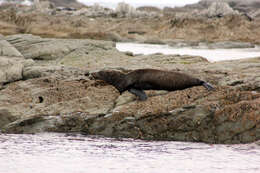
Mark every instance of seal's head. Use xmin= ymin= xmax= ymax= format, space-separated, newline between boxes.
xmin=90 ymin=70 xmax=109 ymax=81
xmin=90 ymin=70 xmax=126 ymax=92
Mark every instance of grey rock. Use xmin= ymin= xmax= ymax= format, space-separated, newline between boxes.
xmin=2 ymin=115 xmax=60 ymax=133
xmin=0 ymin=56 xmax=24 ymax=84
xmin=0 ymin=108 xmax=17 ymax=128
xmin=5 ymin=34 xmax=116 ymax=66
xmin=205 ymin=1 xmax=239 ymax=17
xmin=208 ymin=41 xmax=255 ymax=49
xmin=0 ymin=39 xmax=23 ymax=57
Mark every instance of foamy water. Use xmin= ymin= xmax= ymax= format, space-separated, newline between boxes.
xmin=0 ymin=133 xmax=260 ymax=173
xmin=116 ymin=42 xmax=260 ymax=62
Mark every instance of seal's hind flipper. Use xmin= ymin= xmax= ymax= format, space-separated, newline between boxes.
xmin=128 ymin=88 xmax=148 ymax=101
xmin=202 ymin=82 xmax=214 ymax=91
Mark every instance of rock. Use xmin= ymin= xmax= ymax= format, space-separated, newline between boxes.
xmin=249 ymin=9 xmax=260 ymax=19
xmin=1 ymin=2 xmax=260 ymax=43
xmin=2 ymin=112 xmax=89 ymax=133
xmin=5 ymin=34 xmax=208 ymax=70
xmin=0 ymin=39 xmax=23 ymax=57
xmin=22 ymin=66 xmax=63 ymax=79
xmin=72 ymin=5 xmax=114 ymax=17
xmin=202 ymin=41 xmax=255 ymax=49
xmin=49 ymin=0 xmax=85 ymax=9
xmin=32 ymin=0 xmax=55 ymax=13
xmin=1 ymin=34 xmax=260 ymax=144
xmin=1 ymin=71 xmax=260 ymax=144
xmin=5 ymin=34 xmax=116 ymax=63
xmin=22 ymin=65 xmax=88 ymax=80
xmin=0 ymin=56 xmax=24 ymax=84
xmin=115 ymin=2 xmax=137 ymax=18
xmin=204 ymin=2 xmax=239 ymax=18
xmin=82 ymin=86 xmax=260 ymax=144
xmin=5 ymin=84 xmax=258 ymax=144
xmin=0 ymin=73 xmax=119 ymax=121
xmin=0 ymin=108 xmax=17 ymax=128
xmin=69 ymin=32 xmax=122 ymax=42
xmin=2 ymin=114 xmax=58 ymax=133
xmin=123 ymin=51 xmax=134 ymax=56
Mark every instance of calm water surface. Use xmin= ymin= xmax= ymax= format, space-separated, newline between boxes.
xmin=116 ymin=43 xmax=260 ymax=62
xmin=0 ymin=133 xmax=260 ymax=173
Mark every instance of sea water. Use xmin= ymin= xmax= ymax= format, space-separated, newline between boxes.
xmin=116 ymin=42 xmax=260 ymax=62
xmin=0 ymin=133 xmax=259 ymax=173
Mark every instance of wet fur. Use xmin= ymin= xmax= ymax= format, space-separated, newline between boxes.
xmin=91 ymin=70 xmax=126 ymax=91
xmin=91 ymin=69 xmax=214 ymax=100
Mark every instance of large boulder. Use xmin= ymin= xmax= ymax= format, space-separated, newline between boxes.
xmin=1 ymin=56 xmax=260 ymax=144
xmin=2 ymin=79 xmax=260 ymax=144
xmin=5 ymin=34 xmax=116 ymax=64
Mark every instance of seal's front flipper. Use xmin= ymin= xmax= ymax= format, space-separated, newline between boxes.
xmin=128 ymin=88 xmax=148 ymax=101
xmin=202 ymin=82 xmax=214 ymax=91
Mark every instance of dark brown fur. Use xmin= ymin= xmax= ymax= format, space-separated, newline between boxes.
xmin=91 ymin=69 xmax=213 ymax=100
xmin=90 ymin=70 xmax=126 ymax=91
xmin=117 ymin=69 xmax=203 ymax=92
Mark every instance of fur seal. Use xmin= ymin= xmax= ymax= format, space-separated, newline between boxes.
xmin=91 ymin=69 xmax=214 ymax=101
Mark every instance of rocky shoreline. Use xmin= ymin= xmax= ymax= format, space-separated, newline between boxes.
xmin=1 ymin=0 xmax=260 ymax=44
xmin=0 ymin=34 xmax=260 ymax=144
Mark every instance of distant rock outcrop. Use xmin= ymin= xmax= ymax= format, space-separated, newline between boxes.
xmin=205 ymin=1 xmax=239 ymax=17
xmin=199 ymin=0 xmax=260 ymax=19
xmin=1 ymin=1 xmax=260 ymax=43
xmin=48 ymin=0 xmax=85 ymax=9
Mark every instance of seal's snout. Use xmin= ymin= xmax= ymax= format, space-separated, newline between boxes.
xmin=89 ymin=72 xmax=97 ymax=80
xmin=89 ymin=74 xmax=94 ymax=80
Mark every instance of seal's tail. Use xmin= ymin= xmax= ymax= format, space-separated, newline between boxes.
xmin=202 ymin=81 xmax=214 ymax=91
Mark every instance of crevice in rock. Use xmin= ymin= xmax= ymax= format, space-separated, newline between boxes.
xmin=38 ymin=96 xmax=44 ymax=103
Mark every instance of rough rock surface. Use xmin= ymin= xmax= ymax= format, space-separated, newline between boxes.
xmin=0 ymin=35 xmax=33 ymax=85
xmin=203 ymin=1 xmax=239 ymax=18
xmin=0 ymin=56 xmax=24 ymax=84
xmin=200 ymin=0 xmax=260 ymax=18
xmin=0 ymin=39 xmax=23 ymax=57
xmin=5 ymin=34 xmax=207 ymax=69
xmin=0 ymin=34 xmax=260 ymax=144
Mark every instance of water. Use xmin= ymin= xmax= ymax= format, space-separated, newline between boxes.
xmin=0 ymin=133 xmax=260 ymax=173
xmin=77 ymin=0 xmax=200 ymax=9
xmin=116 ymin=42 xmax=260 ymax=62
xmin=0 ymin=0 xmax=200 ymax=8
xmin=0 ymin=0 xmax=32 ymax=6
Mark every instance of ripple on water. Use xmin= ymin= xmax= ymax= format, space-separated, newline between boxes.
xmin=0 ymin=133 xmax=260 ymax=173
